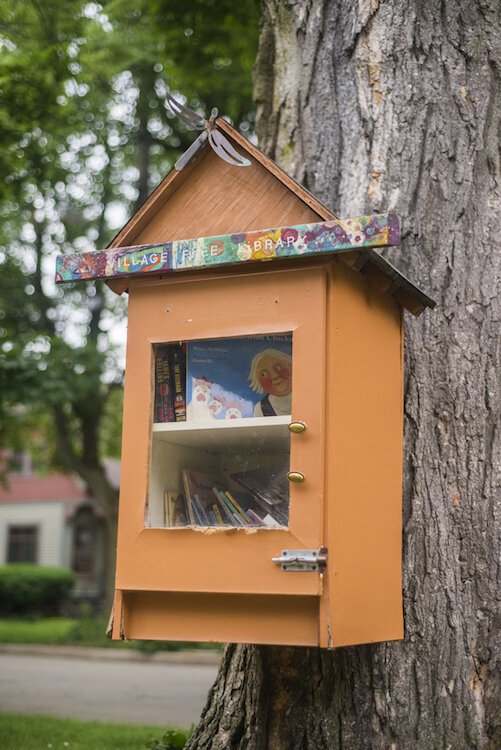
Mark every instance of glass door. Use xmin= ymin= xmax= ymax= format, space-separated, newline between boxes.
xmin=147 ymin=334 xmax=293 ymax=530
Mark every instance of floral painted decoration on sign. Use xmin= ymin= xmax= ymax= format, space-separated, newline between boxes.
xmin=55 ymin=214 xmax=400 ymax=284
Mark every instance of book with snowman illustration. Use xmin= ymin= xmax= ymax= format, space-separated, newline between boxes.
xmin=186 ymin=334 xmax=292 ymax=422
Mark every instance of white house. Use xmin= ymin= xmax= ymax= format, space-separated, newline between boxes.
xmin=0 ymin=455 xmax=118 ymax=608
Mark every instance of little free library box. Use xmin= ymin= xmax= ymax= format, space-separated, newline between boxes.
xmin=56 ymin=119 xmax=434 ymax=649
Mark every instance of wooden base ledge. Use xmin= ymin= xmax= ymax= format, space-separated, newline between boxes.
xmin=116 ymin=590 xmax=320 ymax=647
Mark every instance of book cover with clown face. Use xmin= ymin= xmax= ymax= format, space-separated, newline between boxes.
xmin=186 ymin=334 xmax=292 ymax=421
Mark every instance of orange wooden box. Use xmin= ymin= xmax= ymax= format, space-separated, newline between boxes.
xmin=97 ymin=122 xmax=433 ymax=648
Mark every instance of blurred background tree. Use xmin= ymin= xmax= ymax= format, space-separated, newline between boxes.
xmin=0 ymin=0 xmax=259 ymax=603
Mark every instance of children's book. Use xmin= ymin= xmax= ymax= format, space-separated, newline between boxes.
xmin=164 ymin=491 xmax=189 ymax=527
xmin=186 ymin=334 xmax=292 ymax=421
xmin=182 ymin=469 xmax=224 ymax=526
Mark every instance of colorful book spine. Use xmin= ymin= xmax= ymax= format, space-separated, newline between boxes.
xmin=212 ymin=489 xmax=235 ymax=524
xmin=224 ymin=490 xmax=253 ymax=525
xmin=216 ymin=489 xmax=247 ymax=525
xmin=154 ymin=346 xmax=174 ymax=422
xmin=170 ymin=344 xmax=186 ymax=422
xmin=212 ymin=504 xmax=224 ymax=525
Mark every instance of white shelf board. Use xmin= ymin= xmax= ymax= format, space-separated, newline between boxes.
xmin=152 ymin=415 xmax=291 ymax=450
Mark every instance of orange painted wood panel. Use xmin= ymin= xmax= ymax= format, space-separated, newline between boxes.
xmin=116 ymin=529 xmax=323 ymax=596
xmin=321 ymin=261 xmax=404 ymax=647
xmin=120 ymin=591 xmax=320 ymax=646
xmin=114 ymin=255 xmax=405 ymax=647
xmin=115 ymin=266 xmax=326 ymax=598
xmin=113 ymin=147 xmax=322 ymax=248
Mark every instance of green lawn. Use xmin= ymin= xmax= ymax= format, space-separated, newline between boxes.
xmin=0 ymin=618 xmax=75 ymax=645
xmin=0 ymin=617 xmax=129 ymax=648
xmin=0 ymin=617 xmax=220 ymax=653
xmin=0 ymin=713 xmax=187 ymax=750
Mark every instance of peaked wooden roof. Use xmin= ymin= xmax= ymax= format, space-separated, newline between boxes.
xmin=107 ymin=119 xmax=434 ymax=316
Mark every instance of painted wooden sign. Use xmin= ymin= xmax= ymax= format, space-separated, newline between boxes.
xmin=55 ymin=214 xmax=399 ymax=284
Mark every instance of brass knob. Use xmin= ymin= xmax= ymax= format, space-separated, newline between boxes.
xmin=288 ymin=421 xmax=307 ymax=434
xmin=287 ymin=471 xmax=305 ymax=483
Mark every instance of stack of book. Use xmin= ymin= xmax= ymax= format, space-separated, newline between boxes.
xmin=153 ymin=343 xmax=186 ymax=422
xmin=164 ymin=467 xmax=289 ymax=528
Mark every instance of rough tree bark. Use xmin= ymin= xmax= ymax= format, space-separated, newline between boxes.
xmin=186 ymin=2 xmax=500 ymax=748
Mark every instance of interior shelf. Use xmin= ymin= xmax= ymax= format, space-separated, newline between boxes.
xmin=152 ymin=415 xmax=291 ymax=450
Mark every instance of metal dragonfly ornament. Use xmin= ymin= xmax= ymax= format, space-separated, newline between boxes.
xmin=166 ymin=93 xmax=251 ymax=168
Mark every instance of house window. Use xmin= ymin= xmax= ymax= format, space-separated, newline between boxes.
xmin=7 ymin=525 xmax=38 ymax=563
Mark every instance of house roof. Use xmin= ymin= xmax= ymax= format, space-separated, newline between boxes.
xmin=105 ymin=118 xmax=434 ymax=316
xmin=0 ymin=474 xmax=87 ymax=504
xmin=0 ymin=460 xmax=120 ymax=505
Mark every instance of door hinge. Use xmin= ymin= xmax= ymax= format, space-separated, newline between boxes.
xmin=272 ymin=547 xmax=327 ymax=572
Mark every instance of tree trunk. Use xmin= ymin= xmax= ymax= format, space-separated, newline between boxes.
xmin=186 ymin=2 xmax=500 ymax=748
xmin=53 ymin=403 xmax=118 ymax=610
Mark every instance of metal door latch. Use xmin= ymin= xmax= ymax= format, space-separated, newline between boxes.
xmin=272 ymin=547 xmax=327 ymax=572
